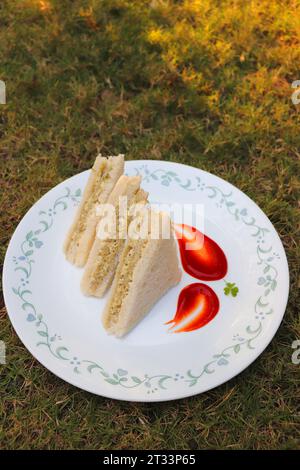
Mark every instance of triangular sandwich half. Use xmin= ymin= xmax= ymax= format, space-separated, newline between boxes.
xmin=81 ymin=174 xmax=148 ymax=297
xmin=102 ymin=208 xmax=182 ymax=337
xmin=63 ymin=154 xmax=124 ymax=267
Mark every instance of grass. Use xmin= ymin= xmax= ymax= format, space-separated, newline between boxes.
xmin=0 ymin=0 xmax=299 ymax=450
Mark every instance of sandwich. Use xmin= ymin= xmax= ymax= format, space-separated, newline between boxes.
xmin=81 ymin=174 xmax=148 ymax=297
xmin=102 ymin=208 xmax=182 ymax=337
xmin=63 ymin=154 xmax=124 ymax=267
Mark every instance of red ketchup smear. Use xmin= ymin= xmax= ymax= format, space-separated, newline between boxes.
xmin=174 ymin=224 xmax=228 ymax=281
xmin=166 ymin=283 xmax=219 ymax=333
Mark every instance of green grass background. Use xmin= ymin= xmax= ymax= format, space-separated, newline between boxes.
xmin=0 ymin=0 xmax=299 ymax=450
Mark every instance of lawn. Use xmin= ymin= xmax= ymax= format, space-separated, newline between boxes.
xmin=0 ymin=0 xmax=299 ymax=450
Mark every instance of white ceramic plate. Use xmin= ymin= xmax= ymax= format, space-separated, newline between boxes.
xmin=3 ymin=160 xmax=289 ymax=401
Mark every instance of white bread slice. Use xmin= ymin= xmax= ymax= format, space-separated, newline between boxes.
xmin=63 ymin=154 xmax=124 ymax=267
xmin=81 ymin=175 xmax=148 ymax=297
xmin=102 ymin=209 xmax=182 ymax=337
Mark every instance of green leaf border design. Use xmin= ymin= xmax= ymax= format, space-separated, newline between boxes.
xmin=10 ymin=166 xmax=281 ymax=394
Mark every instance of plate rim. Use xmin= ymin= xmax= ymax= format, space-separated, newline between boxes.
xmin=2 ymin=160 xmax=290 ymax=402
